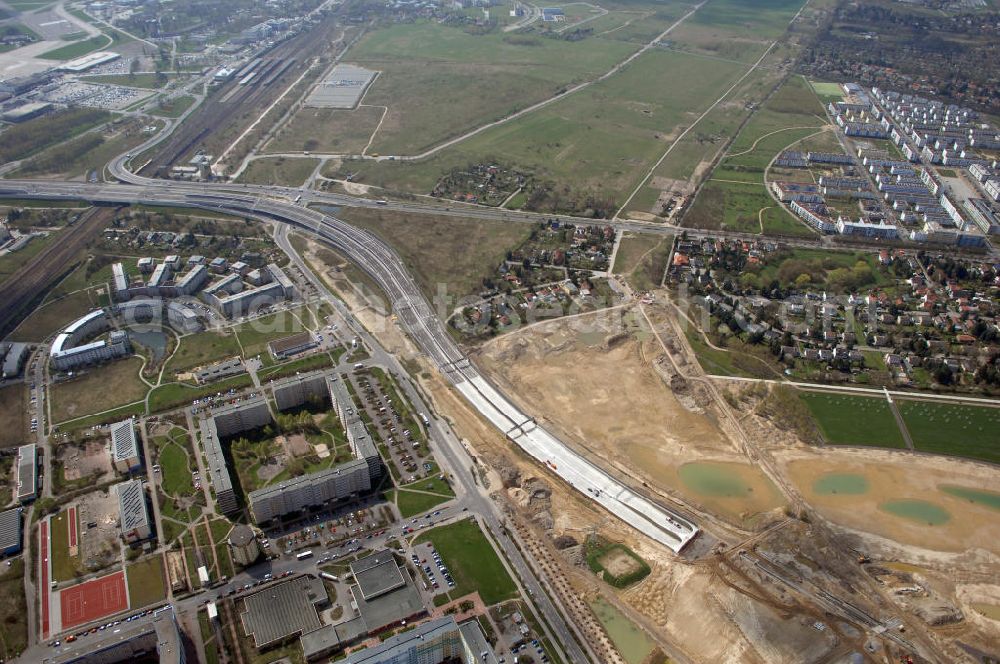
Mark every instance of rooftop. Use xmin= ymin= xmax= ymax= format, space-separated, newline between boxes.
xmin=240 ymin=576 xmax=327 ymax=649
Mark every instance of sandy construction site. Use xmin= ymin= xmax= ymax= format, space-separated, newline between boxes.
xmin=474 ymin=306 xmax=786 ymax=527
xmin=297 ymin=233 xmax=1000 ymax=662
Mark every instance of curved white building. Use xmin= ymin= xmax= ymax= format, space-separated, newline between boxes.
xmin=50 ymin=309 xmax=132 ymax=372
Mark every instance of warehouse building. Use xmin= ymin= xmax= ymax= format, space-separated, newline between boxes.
xmin=108 ymin=419 xmax=142 ymax=473
xmin=116 ymin=479 xmax=152 ymax=544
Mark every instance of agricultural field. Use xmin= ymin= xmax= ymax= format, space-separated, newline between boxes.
xmin=899 ymin=401 xmax=1000 ymax=465
xmin=414 ymin=518 xmax=518 ymax=606
xmin=345 ymin=21 xmax=636 ymax=155
xmin=799 ymin=392 xmax=906 ymax=448
xmin=265 ymin=106 xmax=383 ymax=155
xmin=236 ymin=157 xmax=320 ymax=187
xmin=336 ymin=207 xmax=533 ymax=302
xmin=50 ymin=357 xmax=149 ymax=423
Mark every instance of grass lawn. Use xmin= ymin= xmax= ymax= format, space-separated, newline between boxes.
xmin=336 ymin=208 xmax=532 ymax=301
xmin=158 ymin=436 xmax=196 ymax=497
xmin=236 ymin=157 xmax=320 ymax=187
xmin=809 ymin=80 xmax=844 ymax=103
xmin=57 ymin=402 xmax=146 ymax=433
xmin=0 ymin=385 xmax=27 ymax=449
xmin=233 ymin=307 xmax=313 ymax=358
xmin=684 ymin=179 xmax=811 ymax=236
xmin=348 ymin=21 xmax=635 ymax=155
xmin=50 ymin=357 xmax=148 ymax=423
xmin=147 ymin=373 xmax=253 ymax=413
xmin=394 ymin=488 xmax=453 ymax=518
xmin=899 ymin=401 xmax=1000 ymax=465
xmin=39 ymin=35 xmax=110 ymax=60
xmin=612 ymin=233 xmax=672 ymax=291
xmin=414 ymin=518 xmax=518 ymax=605
xmin=344 ymin=48 xmax=748 ymax=205
xmin=0 ymin=558 xmax=27 ymax=660
xmin=0 ymin=232 xmax=55 ymax=283
xmin=256 ymin=351 xmax=338 ymax=382
xmin=0 ymin=108 xmax=110 ymax=164
xmin=149 ymin=95 xmax=197 ymax=119
xmin=50 ymin=511 xmax=80 ymax=582
xmin=799 ymin=392 xmax=906 ymax=448
xmin=8 ymin=289 xmax=100 ymax=343
xmin=266 ymin=106 xmax=383 ymax=154
xmin=126 ymin=556 xmax=167 ymax=608
xmin=165 ymin=329 xmax=242 ymax=374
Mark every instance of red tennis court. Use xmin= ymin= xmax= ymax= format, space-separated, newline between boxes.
xmin=59 ymin=571 xmax=129 ymax=629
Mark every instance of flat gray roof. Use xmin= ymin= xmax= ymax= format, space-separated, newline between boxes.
xmin=305 ymin=64 xmax=377 ymax=109
xmin=0 ymin=508 xmax=22 ymax=553
xmin=198 ymin=417 xmax=234 ymax=501
xmin=350 ymin=550 xmax=406 ymax=601
xmin=109 ymin=420 xmax=139 ymax=464
xmin=299 ymin=617 xmax=367 ymax=660
xmin=240 ymin=576 xmax=327 ymax=649
xmin=352 ymin=576 xmax=425 ymax=633
xmin=117 ymin=480 xmax=149 ymax=533
xmin=15 ymin=444 xmax=36 ymax=502
xmin=343 ymin=616 xmax=460 ymax=664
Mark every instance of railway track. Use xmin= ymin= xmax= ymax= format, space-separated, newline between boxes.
xmin=0 ymin=207 xmax=115 ymax=338
xmin=143 ymin=18 xmax=339 ymax=176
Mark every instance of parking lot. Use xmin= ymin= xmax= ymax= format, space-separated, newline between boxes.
xmin=349 ymin=369 xmax=434 ymax=483
xmin=41 ymin=81 xmax=155 ymax=110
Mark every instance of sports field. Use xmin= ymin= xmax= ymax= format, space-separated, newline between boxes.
xmin=798 ymin=393 xmax=906 ymax=448
xmin=59 ymin=571 xmax=129 ymax=630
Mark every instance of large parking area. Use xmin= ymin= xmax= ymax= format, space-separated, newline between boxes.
xmin=41 ymin=81 xmax=154 ymax=110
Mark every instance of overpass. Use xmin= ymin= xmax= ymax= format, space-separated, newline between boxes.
xmin=0 ymin=174 xmax=701 ymax=553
